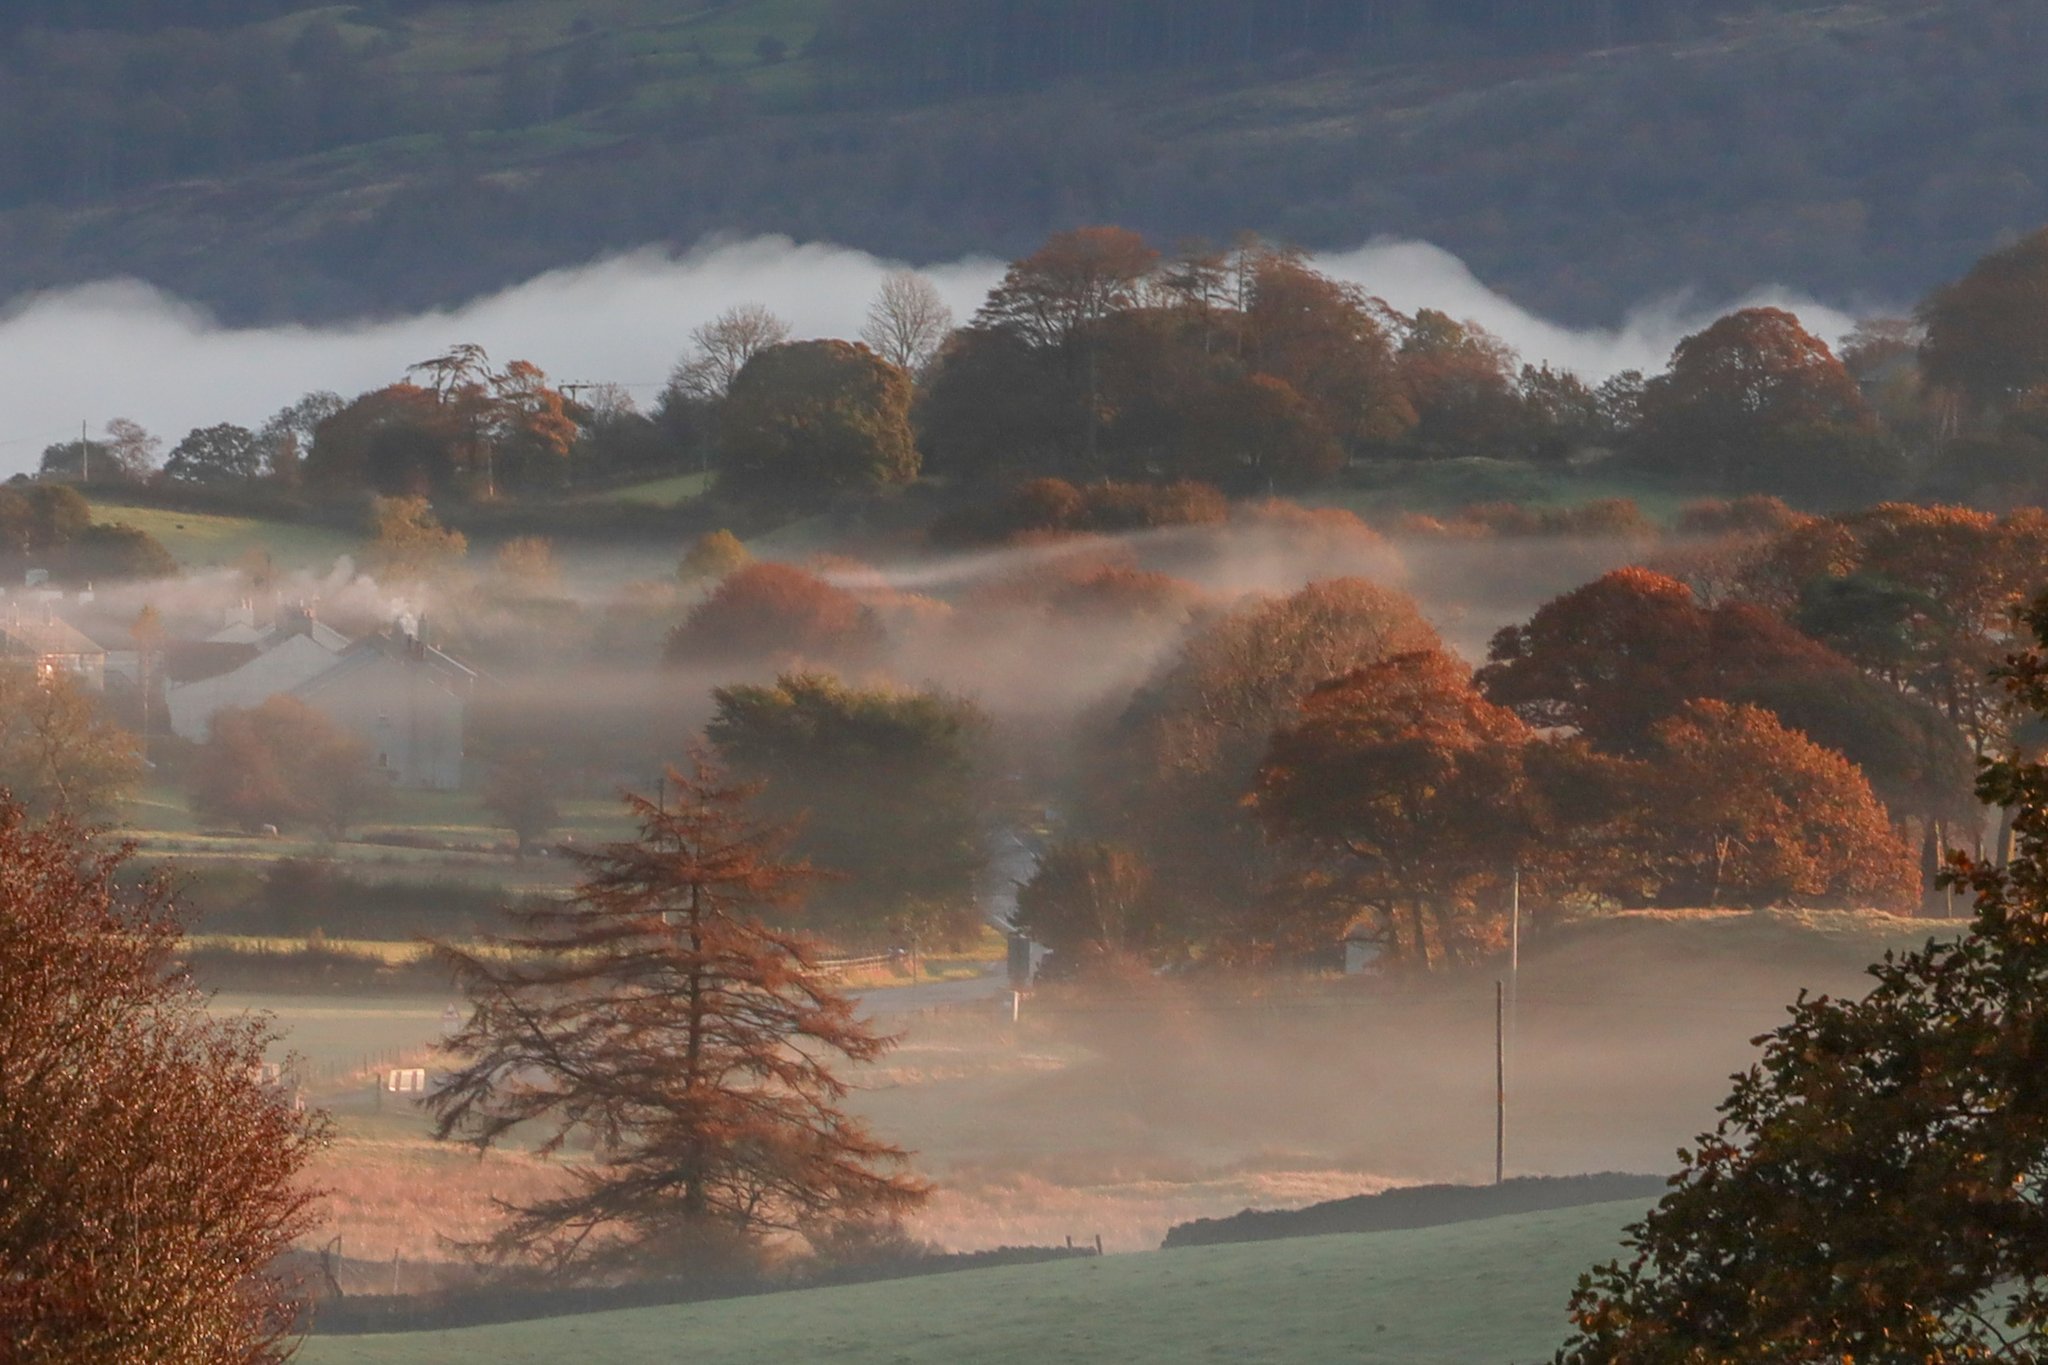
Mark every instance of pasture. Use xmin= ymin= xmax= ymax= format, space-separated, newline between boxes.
xmin=87 ymin=499 xmax=360 ymax=571
xmin=298 ymin=1199 xmax=1643 ymax=1364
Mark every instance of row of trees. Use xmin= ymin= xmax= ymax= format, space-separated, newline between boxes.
xmin=67 ymin=222 xmax=2048 ymax=518
xmin=1011 ymin=567 xmax=1926 ymax=972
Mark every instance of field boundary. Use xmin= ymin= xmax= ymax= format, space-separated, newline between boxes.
xmin=1160 ymin=1172 xmax=1667 ymax=1249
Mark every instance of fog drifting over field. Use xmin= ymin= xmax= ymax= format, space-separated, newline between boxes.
xmin=0 ymin=234 xmax=1861 ymax=479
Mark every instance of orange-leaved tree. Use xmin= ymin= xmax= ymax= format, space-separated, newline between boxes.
xmin=664 ymin=561 xmax=884 ymax=670
xmin=429 ymin=759 xmax=928 ymax=1279
xmin=1249 ymin=648 xmax=1533 ymax=967
xmin=1631 ymin=700 xmax=1919 ymax=910
xmin=0 ymin=800 xmax=328 ymax=1362
xmin=1478 ymin=566 xmax=1848 ymax=753
xmin=1096 ymin=576 xmax=1442 ymax=958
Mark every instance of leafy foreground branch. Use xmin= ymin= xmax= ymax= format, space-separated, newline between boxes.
xmin=0 ymin=801 xmax=328 ymax=1364
xmin=1559 ymin=592 xmax=2048 ymax=1362
xmin=428 ymin=758 xmax=928 ymax=1282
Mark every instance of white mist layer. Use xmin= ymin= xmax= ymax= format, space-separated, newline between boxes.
xmin=0 ymin=234 xmax=1861 ymax=478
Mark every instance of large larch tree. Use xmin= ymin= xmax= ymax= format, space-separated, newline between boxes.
xmin=429 ymin=761 xmax=928 ymax=1280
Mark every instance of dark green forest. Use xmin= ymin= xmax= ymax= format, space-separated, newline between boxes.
xmin=0 ymin=0 xmax=2042 ymax=324
xmin=820 ymin=0 xmax=1832 ymax=95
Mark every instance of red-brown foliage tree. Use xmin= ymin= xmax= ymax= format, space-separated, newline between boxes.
xmin=1012 ymin=838 xmax=1160 ymax=968
xmin=1097 ymin=576 xmax=1442 ymax=957
xmin=188 ymin=695 xmax=387 ymax=839
xmin=0 ymin=801 xmax=328 ymax=1361
xmin=1250 ymin=648 xmax=1533 ymax=966
xmin=1616 ymin=700 xmax=1918 ymax=910
xmin=429 ymin=761 xmax=928 ymax=1278
xmin=665 ymin=561 xmax=884 ymax=669
xmin=1478 ymin=566 xmax=1848 ymax=753
xmin=1635 ymin=306 xmax=1889 ymax=495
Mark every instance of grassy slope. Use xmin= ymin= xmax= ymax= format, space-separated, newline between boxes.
xmin=301 ymin=1199 xmax=1641 ymax=1364
xmin=87 ymin=499 xmax=360 ymax=572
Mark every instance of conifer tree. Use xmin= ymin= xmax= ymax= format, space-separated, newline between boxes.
xmin=429 ymin=758 xmax=927 ymax=1279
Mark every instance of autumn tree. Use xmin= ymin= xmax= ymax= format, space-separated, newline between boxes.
xmin=1251 ymin=649 xmax=1533 ymax=966
xmin=256 ymin=390 xmax=345 ymax=487
xmin=1627 ymin=700 xmax=1918 ymax=910
xmin=976 ymin=225 xmax=1160 ymax=470
xmin=1633 ymin=306 xmax=1891 ymax=495
xmin=707 ymin=672 xmax=988 ymax=944
xmin=490 ymin=534 xmax=560 ymax=588
xmin=305 ymin=383 xmax=458 ymax=493
xmin=1478 ymin=567 xmax=1850 ymax=754
xmin=364 ymin=494 xmax=468 ymax=581
xmin=0 ymin=665 xmax=142 ymax=821
xmin=719 ymin=339 xmax=919 ymax=505
xmin=1556 ymin=591 xmax=2048 ymax=1360
xmin=1098 ymin=577 xmax=1441 ymax=956
xmin=859 ymin=271 xmax=954 ymax=372
xmin=1740 ymin=502 xmax=2048 ymax=757
xmin=481 ymin=748 xmax=562 ymax=857
xmin=1238 ymin=247 xmax=1415 ymax=450
xmin=429 ymin=761 xmax=927 ymax=1279
xmin=677 ymin=529 xmax=751 ymax=584
xmin=1396 ymin=309 xmax=1526 ymax=456
xmin=0 ymin=801 xmax=328 ymax=1362
xmin=189 ymin=695 xmax=387 ymax=839
xmin=665 ymin=562 xmax=883 ymax=669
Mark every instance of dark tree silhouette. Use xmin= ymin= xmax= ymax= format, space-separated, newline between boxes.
xmin=429 ymin=759 xmax=928 ymax=1279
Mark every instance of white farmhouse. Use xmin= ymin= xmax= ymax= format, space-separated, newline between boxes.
xmin=164 ymin=605 xmax=477 ymax=790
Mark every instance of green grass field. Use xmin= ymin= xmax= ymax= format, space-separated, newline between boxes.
xmin=87 ymin=500 xmax=360 ymax=572
xmin=579 ymin=471 xmax=712 ymax=507
xmin=300 ymin=1199 xmax=1641 ymax=1364
xmin=1319 ymin=458 xmax=1694 ymax=524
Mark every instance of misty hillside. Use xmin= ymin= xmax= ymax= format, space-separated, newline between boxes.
xmin=0 ymin=0 xmax=2042 ymax=323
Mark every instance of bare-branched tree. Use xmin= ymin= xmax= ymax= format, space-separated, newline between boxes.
xmin=668 ymin=304 xmax=792 ymax=403
xmin=859 ymin=271 xmax=954 ymax=372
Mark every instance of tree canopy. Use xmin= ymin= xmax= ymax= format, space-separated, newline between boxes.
xmin=1557 ymin=590 xmax=2048 ymax=1360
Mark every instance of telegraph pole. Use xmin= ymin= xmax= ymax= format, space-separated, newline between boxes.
xmin=1508 ymin=863 xmax=1521 ymax=1062
xmin=1495 ymin=979 xmax=1506 ymax=1186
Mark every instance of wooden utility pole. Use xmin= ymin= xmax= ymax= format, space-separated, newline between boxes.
xmin=1495 ymin=979 xmax=1506 ymax=1186
xmin=1508 ymin=863 xmax=1521 ymax=1063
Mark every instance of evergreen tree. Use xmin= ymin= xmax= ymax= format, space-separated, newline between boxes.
xmin=430 ymin=759 xmax=927 ymax=1279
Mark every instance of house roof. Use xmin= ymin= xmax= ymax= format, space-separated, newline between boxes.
xmin=293 ymin=631 xmax=479 ymax=701
xmin=0 ymin=612 xmax=105 ymax=659
xmin=208 ymin=618 xmax=351 ymax=653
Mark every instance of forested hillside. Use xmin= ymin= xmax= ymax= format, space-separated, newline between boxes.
xmin=0 ymin=0 xmax=2041 ymax=324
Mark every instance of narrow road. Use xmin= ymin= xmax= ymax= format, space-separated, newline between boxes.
xmin=854 ymin=961 xmax=1008 ymax=1018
